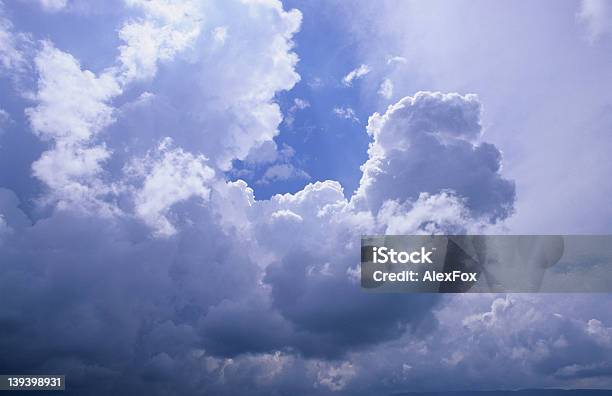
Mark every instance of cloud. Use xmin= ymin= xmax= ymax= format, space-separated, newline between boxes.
xmin=377 ymin=78 xmax=393 ymax=99
xmin=108 ymin=0 xmax=302 ymax=171
xmin=578 ymin=0 xmax=612 ymax=42
xmin=258 ymin=163 xmax=310 ymax=184
xmin=333 ymin=106 xmax=359 ymax=122
xmin=345 ymin=0 xmax=612 ymax=234
xmin=308 ymin=76 xmax=323 ymax=89
xmin=0 ymin=80 xmax=564 ymax=394
xmin=212 ymin=26 xmax=228 ymax=44
xmin=292 ymin=98 xmax=310 ymax=111
xmin=448 ymin=296 xmax=612 ymax=386
xmin=18 ymin=0 xmax=302 ymax=218
xmin=0 ymin=193 xmax=271 ymax=394
xmin=354 ymin=91 xmax=515 ymax=221
xmin=27 ymin=42 xmax=120 ymax=144
xmin=0 ymin=3 xmax=31 ymax=75
xmin=315 ymin=361 xmax=356 ymax=391
xmin=25 ymin=41 xmax=121 ymax=213
xmin=377 ymin=192 xmax=483 ymax=235
xmin=125 ymin=137 xmax=215 ymax=237
xmin=0 ymin=107 xmax=10 ymax=135
xmin=36 ymin=0 xmax=68 ymax=12
xmin=0 ymin=26 xmax=520 ymax=385
xmin=116 ymin=0 xmax=203 ymax=82
xmin=387 ymin=55 xmax=407 ymax=65
xmin=243 ymin=140 xmax=280 ymax=165
xmin=284 ymin=97 xmax=310 ymax=128
xmin=342 ymin=64 xmax=370 ymax=86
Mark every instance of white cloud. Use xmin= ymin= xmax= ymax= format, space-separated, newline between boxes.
xmin=292 ymin=98 xmax=310 ymax=110
xmin=342 ymin=64 xmax=370 ymax=86
xmin=387 ymin=55 xmax=407 ymax=65
xmin=587 ymin=318 xmax=612 ymax=346
xmin=578 ymin=0 xmax=612 ymax=42
xmin=117 ymin=0 xmax=203 ymax=82
xmin=127 ymin=138 xmax=215 ymax=237
xmin=0 ymin=4 xmax=30 ymax=74
xmin=26 ymin=42 xmax=121 ymax=213
xmin=377 ymin=192 xmax=484 ymax=235
xmin=27 ymin=42 xmax=120 ymax=144
xmin=377 ymin=78 xmax=393 ymax=99
xmin=333 ymin=106 xmax=359 ymax=122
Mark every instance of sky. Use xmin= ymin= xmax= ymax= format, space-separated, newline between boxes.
xmin=0 ymin=0 xmax=612 ymax=395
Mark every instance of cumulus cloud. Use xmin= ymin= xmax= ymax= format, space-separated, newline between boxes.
xmin=342 ymin=64 xmax=370 ymax=86
xmin=354 ymin=91 xmax=515 ymax=221
xmin=26 ymin=41 xmax=121 ymax=213
xmin=27 ymin=42 xmax=119 ymax=144
xmin=18 ymin=0 xmax=303 ymax=218
xmin=108 ymin=0 xmax=302 ymax=171
xmin=351 ymin=294 xmax=612 ymax=392
xmin=0 ymin=84 xmax=520 ymax=394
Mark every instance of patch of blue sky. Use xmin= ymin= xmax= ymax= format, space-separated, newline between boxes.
xmin=232 ymin=1 xmax=375 ymax=199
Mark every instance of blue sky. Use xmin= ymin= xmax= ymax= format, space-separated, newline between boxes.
xmin=1 ymin=1 xmax=612 ymax=395
xmin=234 ymin=0 xmax=374 ymax=199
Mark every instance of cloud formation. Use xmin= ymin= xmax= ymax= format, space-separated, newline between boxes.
xmin=342 ymin=64 xmax=370 ymax=86
xmin=1 ymin=1 xmax=609 ymax=395
xmin=354 ymin=92 xmax=515 ymax=221
xmin=0 ymin=86 xmax=517 ymax=395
